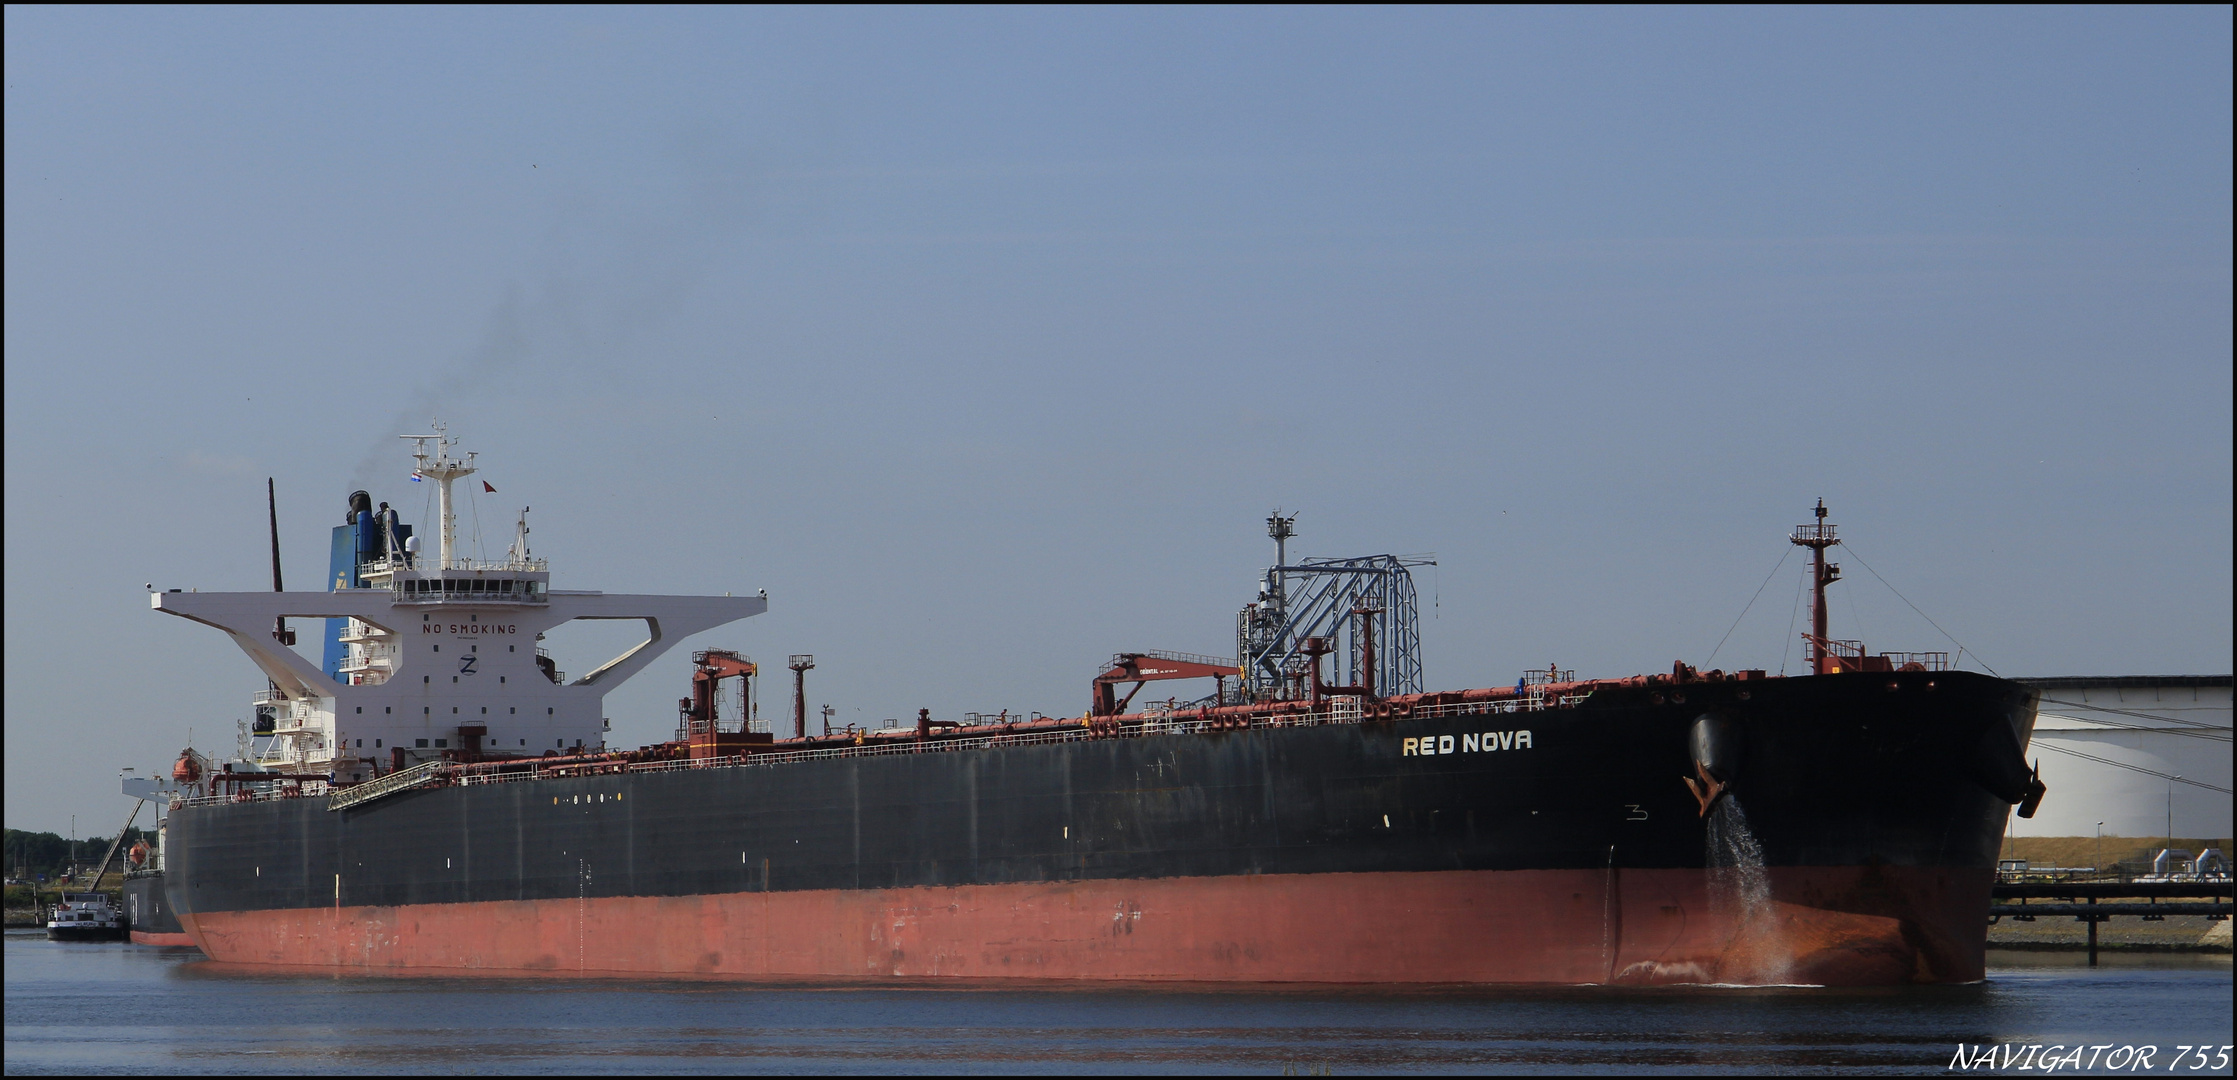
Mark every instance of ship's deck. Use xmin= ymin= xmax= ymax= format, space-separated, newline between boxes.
xmin=175 ymin=683 xmax=1607 ymax=810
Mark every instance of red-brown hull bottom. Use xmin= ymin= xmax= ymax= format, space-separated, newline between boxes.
xmin=181 ymin=866 xmax=1991 ymax=985
xmin=130 ymin=930 xmax=199 ymax=948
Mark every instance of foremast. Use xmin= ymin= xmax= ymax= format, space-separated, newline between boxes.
xmin=1789 ymin=499 xmax=1841 ymax=675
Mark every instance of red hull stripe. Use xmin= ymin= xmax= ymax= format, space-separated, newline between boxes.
xmin=181 ymin=867 xmax=1990 ymax=985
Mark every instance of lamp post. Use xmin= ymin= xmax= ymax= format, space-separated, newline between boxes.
xmin=2088 ymin=825 xmax=2107 ymax=968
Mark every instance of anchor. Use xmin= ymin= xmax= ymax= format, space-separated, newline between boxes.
xmin=1682 ymin=760 xmax=1730 ymax=818
xmin=2016 ymin=759 xmax=2047 ymax=819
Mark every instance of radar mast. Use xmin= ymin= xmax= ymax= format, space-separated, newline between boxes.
xmin=400 ymin=423 xmax=477 ymax=571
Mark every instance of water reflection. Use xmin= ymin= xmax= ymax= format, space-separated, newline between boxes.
xmin=6 ymin=933 xmax=2228 ymax=1075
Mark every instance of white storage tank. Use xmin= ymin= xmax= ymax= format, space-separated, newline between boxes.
xmin=2012 ymin=676 xmax=2232 ymax=839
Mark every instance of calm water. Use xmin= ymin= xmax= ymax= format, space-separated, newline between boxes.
xmin=5 ymin=933 xmax=2229 ymax=1074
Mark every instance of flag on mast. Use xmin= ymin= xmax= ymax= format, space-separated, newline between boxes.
xmin=482 ymin=481 xmax=497 ymax=493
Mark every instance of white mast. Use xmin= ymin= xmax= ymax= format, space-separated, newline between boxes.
xmin=508 ymin=507 xmax=532 ymax=566
xmin=401 ymin=424 xmax=476 ymax=571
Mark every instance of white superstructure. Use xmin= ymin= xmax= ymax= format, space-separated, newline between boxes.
xmin=153 ymin=430 xmax=764 ymax=784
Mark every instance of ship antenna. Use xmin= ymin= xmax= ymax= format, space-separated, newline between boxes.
xmin=1789 ymin=498 xmax=1842 ymax=674
xmin=399 ymin=422 xmax=476 ymax=571
xmin=266 ymin=478 xmax=293 ymax=646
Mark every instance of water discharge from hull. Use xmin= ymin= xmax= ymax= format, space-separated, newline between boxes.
xmin=1706 ymin=796 xmax=1793 ymax=984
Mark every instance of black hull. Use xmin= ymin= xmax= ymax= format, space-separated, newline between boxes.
xmin=47 ymin=925 xmax=127 ymax=942
xmin=166 ymin=671 xmax=2040 ymax=982
xmin=123 ymin=872 xmax=191 ymax=945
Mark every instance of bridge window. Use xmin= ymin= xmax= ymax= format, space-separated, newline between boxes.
xmin=415 ymin=739 xmax=428 ymax=748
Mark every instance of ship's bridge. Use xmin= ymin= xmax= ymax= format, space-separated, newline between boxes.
xmin=361 ymin=529 xmax=551 ymax=603
xmin=379 ymin=565 xmax=552 ymax=604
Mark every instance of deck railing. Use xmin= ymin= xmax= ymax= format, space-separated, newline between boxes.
xmin=183 ymin=691 xmax=1593 ymax=808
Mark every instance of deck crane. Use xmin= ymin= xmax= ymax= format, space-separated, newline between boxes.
xmin=1091 ymin=651 xmax=1243 ymax=717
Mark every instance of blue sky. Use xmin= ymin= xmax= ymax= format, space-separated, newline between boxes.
xmin=5 ymin=7 xmax=2229 ymax=834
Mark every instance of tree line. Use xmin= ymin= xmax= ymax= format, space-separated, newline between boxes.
xmin=5 ymin=827 xmax=154 ymax=882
